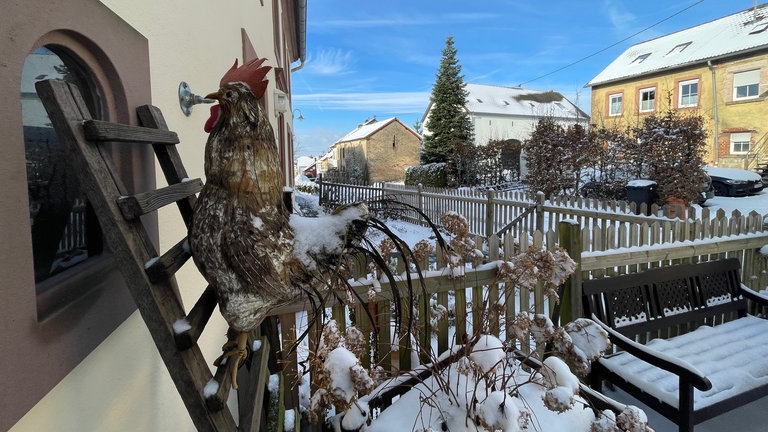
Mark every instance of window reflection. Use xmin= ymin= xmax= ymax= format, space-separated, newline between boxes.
xmin=22 ymin=47 xmax=103 ymax=283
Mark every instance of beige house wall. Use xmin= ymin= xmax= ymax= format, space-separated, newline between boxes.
xmin=365 ymin=121 xmax=421 ymax=182
xmin=334 ymin=120 xmax=421 ymax=183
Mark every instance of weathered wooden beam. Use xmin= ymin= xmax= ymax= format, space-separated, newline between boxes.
xmin=144 ymin=237 xmax=193 ymax=284
xmin=174 ymin=285 xmax=218 ymax=350
xmin=205 ymin=357 xmax=235 ymax=412
xmin=136 ymin=104 xmax=197 ymax=227
xmin=82 ymin=119 xmax=179 ymax=144
xmin=116 ymin=179 xmax=202 ymax=221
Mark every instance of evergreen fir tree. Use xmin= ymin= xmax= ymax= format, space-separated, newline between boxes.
xmin=422 ymin=36 xmax=474 ymax=166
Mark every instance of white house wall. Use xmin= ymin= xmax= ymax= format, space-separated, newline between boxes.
xmin=472 ymin=113 xmax=535 ymax=145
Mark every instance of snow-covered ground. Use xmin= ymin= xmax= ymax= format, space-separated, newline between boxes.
xmin=701 ymin=187 xmax=768 ymax=216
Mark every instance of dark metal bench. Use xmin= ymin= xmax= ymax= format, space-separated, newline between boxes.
xmin=582 ymin=258 xmax=768 ymax=432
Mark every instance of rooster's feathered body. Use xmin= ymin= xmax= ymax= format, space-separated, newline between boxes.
xmin=189 ymin=59 xmax=369 ymax=385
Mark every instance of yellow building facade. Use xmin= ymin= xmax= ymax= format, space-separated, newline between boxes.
xmin=588 ymin=5 xmax=768 ymax=170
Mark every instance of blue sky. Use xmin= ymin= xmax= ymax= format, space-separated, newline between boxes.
xmin=291 ymin=0 xmax=753 ymax=157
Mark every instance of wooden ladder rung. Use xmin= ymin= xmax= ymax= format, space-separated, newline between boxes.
xmin=144 ymin=237 xmax=193 ymax=283
xmin=174 ymin=285 xmax=218 ymax=350
xmin=205 ymin=335 xmax=269 ymax=414
xmin=206 ymin=356 xmax=236 ymax=412
xmin=116 ymin=179 xmax=203 ymax=221
xmin=83 ymin=119 xmax=180 ymax=144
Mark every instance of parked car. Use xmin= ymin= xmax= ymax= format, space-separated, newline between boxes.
xmin=704 ymin=166 xmax=764 ymax=197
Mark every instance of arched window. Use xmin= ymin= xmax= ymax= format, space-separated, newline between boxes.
xmin=22 ymin=46 xmax=104 ymax=284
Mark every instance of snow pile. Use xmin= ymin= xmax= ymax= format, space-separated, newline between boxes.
xmin=324 ymin=347 xmax=361 ymax=404
xmin=470 ymin=334 xmax=505 ymax=374
xmin=309 ymin=321 xmax=376 ymax=426
xmin=475 ymin=390 xmax=520 ymax=431
xmin=541 ymin=356 xmax=580 ymax=413
xmin=172 ymin=318 xmax=191 ymax=334
xmin=289 ymin=203 xmax=369 ymax=270
xmin=355 ymin=332 xmax=621 ymax=432
xmin=203 ymin=379 xmax=219 ymax=398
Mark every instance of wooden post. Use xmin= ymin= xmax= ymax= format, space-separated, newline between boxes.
xmin=417 ymin=183 xmax=424 ymax=226
xmin=558 ymin=220 xmax=583 ymax=324
xmin=535 ymin=191 xmax=545 ymax=233
xmin=485 ymin=190 xmax=495 ymax=240
xmin=317 ymin=173 xmax=324 ymax=206
xmin=279 ymin=312 xmax=299 ymax=410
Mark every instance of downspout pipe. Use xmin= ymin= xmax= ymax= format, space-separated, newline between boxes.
xmin=708 ymin=60 xmax=719 ymax=165
xmin=290 ymin=0 xmax=307 ymax=73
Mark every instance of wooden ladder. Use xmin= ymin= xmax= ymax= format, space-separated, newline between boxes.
xmin=36 ymin=79 xmax=277 ymax=431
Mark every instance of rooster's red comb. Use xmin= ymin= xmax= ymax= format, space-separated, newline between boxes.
xmin=219 ymin=57 xmax=271 ymax=99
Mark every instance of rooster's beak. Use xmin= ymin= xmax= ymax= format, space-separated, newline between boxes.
xmin=205 ymin=91 xmax=221 ymax=101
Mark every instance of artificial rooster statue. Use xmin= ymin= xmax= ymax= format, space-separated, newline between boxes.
xmin=189 ymin=57 xmax=371 ymax=388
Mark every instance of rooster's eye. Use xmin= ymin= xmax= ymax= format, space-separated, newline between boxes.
xmin=225 ymin=90 xmax=234 ymax=99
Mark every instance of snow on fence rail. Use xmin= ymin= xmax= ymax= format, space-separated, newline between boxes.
xmin=317 ymin=177 xmax=766 ymax=249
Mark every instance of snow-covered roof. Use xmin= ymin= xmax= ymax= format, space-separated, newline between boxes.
xmin=587 ymin=4 xmax=768 ymax=87
xmin=463 ymin=83 xmax=587 ymax=119
xmin=335 ymin=117 xmax=419 ymax=144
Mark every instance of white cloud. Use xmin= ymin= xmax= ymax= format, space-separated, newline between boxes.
xmin=314 ymin=12 xmax=497 ymax=29
xmin=306 ymin=48 xmax=354 ymax=75
xmin=293 ymin=91 xmax=430 ymax=114
xmin=295 ymin=127 xmax=343 ymax=156
xmin=603 ymin=0 xmax=637 ymax=34
xmin=320 ymin=17 xmax=430 ymax=28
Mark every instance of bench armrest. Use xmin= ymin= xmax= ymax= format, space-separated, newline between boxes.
xmin=590 ymin=314 xmax=712 ymax=391
xmin=739 ymin=284 xmax=768 ymax=307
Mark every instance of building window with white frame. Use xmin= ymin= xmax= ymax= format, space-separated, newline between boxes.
xmin=733 ymin=69 xmax=760 ymax=100
xmin=730 ymin=132 xmax=752 ymax=154
xmin=639 ymin=87 xmax=655 ymax=112
xmin=608 ymin=93 xmax=622 ymax=116
xmin=678 ymin=79 xmax=699 ymax=108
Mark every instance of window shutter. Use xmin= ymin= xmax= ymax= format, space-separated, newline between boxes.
xmin=734 ymin=69 xmax=760 ymax=87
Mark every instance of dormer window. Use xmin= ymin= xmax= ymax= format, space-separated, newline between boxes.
xmin=631 ymin=53 xmax=650 ymax=64
xmin=667 ymin=42 xmax=691 ymax=56
xmin=750 ymin=22 xmax=768 ymax=34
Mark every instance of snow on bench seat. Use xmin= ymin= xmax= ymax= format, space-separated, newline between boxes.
xmin=600 ymin=315 xmax=768 ymax=410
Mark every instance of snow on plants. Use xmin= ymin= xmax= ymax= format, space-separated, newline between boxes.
xmin=297 ymin=209 xmax=649 ymax=431
xmin=470 ymin=334 xmax=505 ymax=374
xmin=541 ymin=356 xmax=580 ymax=413
xmin=441 ymin=211 xmax=483 ymax=267
xmin=308 ymin=320 xmax=376 ymax=424
xmin=289 ymin=203 xmax=369 ymax=270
